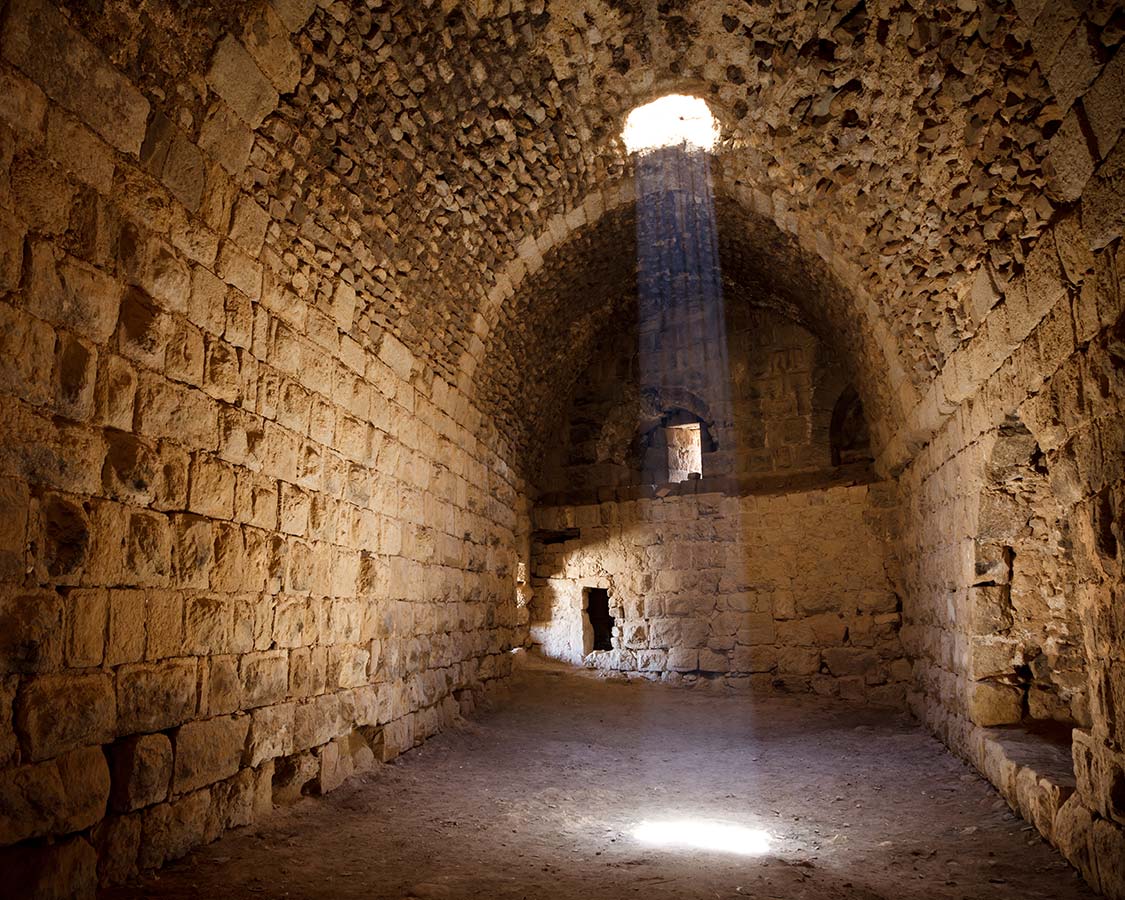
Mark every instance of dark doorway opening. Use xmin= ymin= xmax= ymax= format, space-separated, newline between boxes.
xmin=586 ymin=587 xmax=614 ymax=651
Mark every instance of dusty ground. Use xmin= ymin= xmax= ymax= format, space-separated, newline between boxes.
xmin=107 ymin=657 xmax=1094 ymax=900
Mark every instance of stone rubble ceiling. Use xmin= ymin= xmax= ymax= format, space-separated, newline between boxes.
xmin=54 ymin=0 xmax=1123 ymax=469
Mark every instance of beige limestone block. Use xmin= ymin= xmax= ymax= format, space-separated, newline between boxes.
xmin=65 ymin=588 xmax=107 ymax=668
xmin=968 ymin=681 xmax=1023 ymax=726
xmin=0 ymin=746 xmax=109 ymax=843
xmin=139 ymin=789 xmax=210 ymax=869
xmin=172 ymin=715 xmax=249 ymax=794
xmin=16 ymin=672 xmax=115 ymax=761
xmin=0 ymin=589 xmax=62 ymax=674
xmin=116 ymin=659 xmax=196 ymax=734
xmin=241 ymin=650 xmax=289 ymax=709
xmin=109 ymin=733 xmax=172 ymax=812
xmin=26 ymin=243 xmax=122 ymax=343
xmin=207 ymin=36 xmax=278 ymax=129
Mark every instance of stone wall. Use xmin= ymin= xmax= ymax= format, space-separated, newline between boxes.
xmin=0 ymin=0 xmax=523 ymax=893
xmin=530 ymin=483 xmax=908 ymax=706
xmin=898 ymin=217 xmax=1125 ymax=896
xmin=539 ymin=303 xmax=861 ymax=497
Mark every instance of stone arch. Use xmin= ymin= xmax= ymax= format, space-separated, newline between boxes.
xmin=468 ymin=179 xmax=906 ymax=485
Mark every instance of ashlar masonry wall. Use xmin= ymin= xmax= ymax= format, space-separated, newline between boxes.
xmin=0 ymin=0 xmax=523 ymax=893
xmin=530 ymin=482 xmax=909 ymax=706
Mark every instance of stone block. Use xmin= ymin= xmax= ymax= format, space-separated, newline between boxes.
xmin=246 ymin=702 xmax=295 ymax=766
xmin=92 ymin=813 xmax=141 ymax=886
xmin=968 ymin=681 xmax=1023 ymax=726
xmin=224 ymin=760 xmax=274 ymax=828
xmin=823 ymin=647 xmax=878 ymax=677
xmin=1084 ymin=48 xmax=1125 ymax=160
xmin=106 ymin=589 xmax=146 ymax=666
xmin=65 ymin=588 xmax=107 ymax=668
xmin=0 ymin=590 xmax=63 ymax=674
xmin=241 ymin=650 xmax=289 ymax=709
xmin=1046 ymin=109 xmax=1095 ymax=203
xmin=0 ymin=302 xmax=54 ymax=409
xmin=0 ymin=746 xmax=109 ymax=844
xmin=162 ymin=133 xmax=205 ymax=212
xmin=0 ymin=835 xmax=98 ymax=900
xmin=171 ymin=514 xmax=213 ymax=590
xmin=199 ymin=101 xmax=255 ymax=176
xmin=109 ymin=733 xmax=172 ymax=812
xmin=95 ymin=355 xmax=138 ymax=431
xmin=207 ymin=36 xmax=279 ymax=130
xmin=134 ymin=372 xmax=218 ymax=450
xmin=172 ymin=715 xmax=249 ymax=794
xmin=139 ymin=789 xmax=210 ymax=870
xmin=270 ymin=0 xmax=317 ymax=32
xmin=125 ymin=510 xmax=172 ymax=586
xmin=318 ymin=737 xmax=353 ymax=794
xmin=294 ymin=693 xmax=340 ymax=751
xmin=0 ymin=66 xmax=46 ymax=137
xmin=730 ymin=645 xmax=776 ymax=673
xmin=1082 ymin=139 xmax=1125 ymax=250
xmin=0 ymin=0 xmax=148 ymax=154
xmin=203 ymin=655 xmax=243 ymax=716
xmin=271 ymin=750 xmax=319 ymax=805
xmin=188 ymin=453 xmax=236 ymax=519
xmin=666 ymin=647 xmax=698 ymax=672
xmin=46 ymin=107 xmax=114 ymax=194
xmin=116 ymin=659 xmax=197 ymax=734
xmin=16 ymin=673 xmax=115 ymax=761
xmin=378 ymin=332 xmax=415 ymax=381
xmin=25 ymin=243 xmax=121 ymax=343
xmin=1093 ymin=818 xmax=1125 ymax=899
xmin=777 ymin=646 xmax=820 ymax=675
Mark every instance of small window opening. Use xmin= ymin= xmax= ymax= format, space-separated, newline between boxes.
xmin=829 ymin=386 xmax=872 ymax=466
xmin=666 ymin=422 xmax=702 ymax=483
xmin=585 ymin=587 xmax=614 ymax=652
xmin=622 ymin=94 xmax=719 ymax=154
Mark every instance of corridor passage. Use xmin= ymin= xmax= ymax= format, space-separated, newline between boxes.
xmin=109 ymin=660 xmax=1093 ymax=900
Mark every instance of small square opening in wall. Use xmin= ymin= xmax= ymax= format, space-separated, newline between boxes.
xmin=666 ymin=422 xmax=702 ymax=483
xmin=585 ymin=587 xmax=614 ymax=651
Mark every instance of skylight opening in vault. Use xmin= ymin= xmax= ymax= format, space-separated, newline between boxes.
xmin=622 ymin=94 xmax=719 ymax=154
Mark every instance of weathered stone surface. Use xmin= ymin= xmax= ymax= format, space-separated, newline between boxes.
xmin=246 ymin=702 xmax=294 ymax=766
xmin=109 ymin=734 xmax=172 ymax=812
xmin=172 ymin=715 xmax=249 ymax=794
xmin=139 ymin=789 xmax=210 ymax=870
xmin=207 ymin=36 xmax=278 ymax=130
xmin=0 ymin=591 xmax=63 ymax=675
xmin=0 ymin=0 xmax=148 ymax=154
xmin=16 ymin=673 xmax=115 ymax=761
xmin=0 ymin=746 xmax=109 ymax=844
xmin=116 ymin=660 xmax=197 ymax=734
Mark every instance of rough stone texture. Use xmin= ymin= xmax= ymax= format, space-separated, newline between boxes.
xmin=532 ymin=483 xmax=906 ymax=704
xmin=109 ymin=734 xmax=171 ymax=813
xmin=0 ymin=0 xmax=1121 ymax=897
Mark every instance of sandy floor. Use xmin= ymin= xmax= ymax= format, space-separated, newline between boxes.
xmin=107 ymin=657 xmax=1093 ymax=900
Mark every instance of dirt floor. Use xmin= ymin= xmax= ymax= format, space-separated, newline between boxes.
xmin=107 ymin=655 xmax=1095 ymax=900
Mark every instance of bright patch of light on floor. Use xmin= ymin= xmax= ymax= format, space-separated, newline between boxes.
xmin=622 ymin=95 xmax=719 ymax=154
xmin=632 ymin=819 xmax=771 ymax=856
